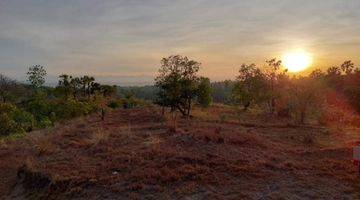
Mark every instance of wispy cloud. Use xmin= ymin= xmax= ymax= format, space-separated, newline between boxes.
xmin=0 ymin=0 xmax=359 ymax=83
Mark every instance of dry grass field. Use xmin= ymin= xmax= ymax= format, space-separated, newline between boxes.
xmin=1 ymin=105 xmax=359 ymax=199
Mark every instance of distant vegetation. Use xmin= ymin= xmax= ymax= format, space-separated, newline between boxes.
xmin=0 ymin=65 xmax=147 ymax=138
xmin=0 ymin=56 xmax=359 ymax=137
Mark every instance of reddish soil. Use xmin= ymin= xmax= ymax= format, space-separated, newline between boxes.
xmin=0 ymin=105 xmax=359 ymax=199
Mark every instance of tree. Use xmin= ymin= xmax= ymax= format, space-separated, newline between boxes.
xmin=340 ymin=60 xmax=354 ymax=75
xmin=264 ymin=58 xmax=282 ymax=114
xmin=0 ymin=74 xmax=16 ymax=103
xmin=155 ymin=55 xmax=201 ymax=117
xmin=289 ymin=77 xmax=323 ymax=124
xmin=99 ymin=85 xmax=117 ymax=97
xmin=232 ymin=63 xmax=267 ymax=110
xmin=309 ymin=69 xmax=326 ymax=79
xmin=57 ymin=74 xmax=73 ymax=99
xmin=80 ymin=76 xmax=95 ymax=98
xmin=27 ymin=65 xmax=47 ymax=88
xmin=197 ymin=77 xmax=212 ymax=107
xmin=326 ymin=66 xmax=343 ymax=90
xmin=70 ymin=77 xmax=82 ymax=99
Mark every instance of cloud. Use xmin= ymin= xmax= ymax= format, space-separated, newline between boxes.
xmin=0 ymin=0 xmax=359 ymax=83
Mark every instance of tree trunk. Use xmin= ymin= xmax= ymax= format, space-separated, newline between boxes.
xmin=300 ymin=111 xmax=305 ymax=124
xmin=187 ymin=98 xmax=191 ymax=117
xmin=101 ymin=108 xmax=105 ymax=121
xmin=243 ymin=101 xmax=250 ymax=111
xmin=177 ymin=105 xmax=187 ymax=116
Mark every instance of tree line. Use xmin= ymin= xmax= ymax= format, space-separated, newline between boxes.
xmin=0 ymin=65 xmax=140 ymax=137
xmin=1 ymin=55 xmax=359 ymax=136
xmin=154 ymin=55 xmax=360 ymax=126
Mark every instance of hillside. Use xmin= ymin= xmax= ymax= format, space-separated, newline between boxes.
xmin=1 ymin=105 xmax=360 ymax=199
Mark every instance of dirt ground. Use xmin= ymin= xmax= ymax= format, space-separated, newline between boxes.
xmin=0 ymin=105 xmax=359 ymax=199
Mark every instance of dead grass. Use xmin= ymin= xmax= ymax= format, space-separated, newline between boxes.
xmin=88 ymin=127 xmax=109 ymax=146
xmin=0 ymin=106 xmax=359 ymax=199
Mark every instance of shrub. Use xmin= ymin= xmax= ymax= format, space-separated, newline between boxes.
xmin=0 ymin=113 xmax=20 ymax=136
xmin=24 ymin=96 xmax=51 ymax=122
xmin=0 ymin=103 xmax=35 ymax=135
xmin=107 ymin=100 xmax=122 ymax=109
xmin=11 ymin=108 xmax=36 ymax=132
xmin=51 ymin=99 xmax=100 ymax=120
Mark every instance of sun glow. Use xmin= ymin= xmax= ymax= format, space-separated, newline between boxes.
xmin=283 ymin=50 xmax=312 ymax=72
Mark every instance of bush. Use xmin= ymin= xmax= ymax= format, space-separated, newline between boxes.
xmin=0 ymin=103 xmax=35 ymax=135
xmin=51 ymin=99 xmax=100 ymax=120
xmin=0 ymin=113 xmax=20 ymax=136
xmin=11 ymin=108 xmax=36 ymax=132
xmin=107 ymin=100 xmax=122 ymax=109
xmin=24 ymin=96 xmax=51 ymax=122
xmin=38 ymin=117 xmax=53 ymax=128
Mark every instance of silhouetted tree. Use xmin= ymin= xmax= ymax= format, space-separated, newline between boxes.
xmin=0 ymin=74 xmax=16 ymax=103
xmin=289 ymin=77 xmax=323 ymax=124
xmin=232 ymin=63 xmax=267 ymax=110
xmin=341 ymin=60 xmax=355 ymax=75
xmin=57 ymin=74 xmax=73 ymax=99
xmin=99 ymin=85 xmax=117 ymax=97
xmin=264 ymin=58 xmax=282 ymax=114
xmin=80 ymin=76 xmax=95 ymax=98
xmin=27 ymin=65 xmax=47 ymax=89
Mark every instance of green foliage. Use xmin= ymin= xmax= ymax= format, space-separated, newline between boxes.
xmin=211 ymin=80 xmax=235 ymax=104
xmin=287 ymin=77 xmax=323 ymax=124
xmin=122 ymin=92 xmax=137 ymax=109
xmin=232 ymin=63 xmax=267 ymax=110
xmin=11 ymin=108 xmax=36 ymax=132
xmin=24 ymin=93 xmax=51 ymax=123
xmin=99 ymin=85 xmax=117 ymax=97
xmin=56 ymin=74 xmax=105 ymax=100
xmin=118 ymin=86 xmax=158 ymax=101
xmin=155 ymin=55 xmax=201 ymax=116
xmin=107 ymin=100 xmax=122 ymax=109
xmin=51 ymin=99 xmax=99 ymax=120
xmin=0 ymin=113 xmax=20 ymax=136
xmin=27 ymin=65 xmax=47 ymax=88
xmin=0 ymin=103 xmax=35 ymax=136
xmin=197 ymin=77 xmax=212 ymax=107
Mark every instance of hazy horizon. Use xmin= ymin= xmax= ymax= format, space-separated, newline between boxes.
xmin=1 ymin=0 xmax=360 ymax=85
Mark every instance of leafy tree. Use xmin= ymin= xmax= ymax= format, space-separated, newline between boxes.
xmin=0 ymin=113 xmax=19 ymax=136
xmin=197 ymin=77 xmax=212 ymax=107
xmin=0 ymin=74 xmax=17 ymax=103
xmin=0 ymin=103 xmax=35 ymax=135
xmin=288 ymin=77 xmax=323 ymax=124
xmin=27 ymin=65 xmax=47 ymax=88
xmin=123 ymin=91 xmax=137 ymax=109
xmin=264 ymin=58 xmax=282 ymax=114
xmin=232 ymin=63 xmax=267 ymax=110
xmin=70 ymin=77 xmax=82 ymax=99
xmin=80 ymin=76 xmax=95 ymax=98
xmin=155 ymin=55 xmax=201 ymax=117
xmin=57 ymin=74 xmax=74 ymax=99
xmin=90 ymin=82 xmax=101 ymax=96
xmin=99 ymin=85 xmax=117 ymax=97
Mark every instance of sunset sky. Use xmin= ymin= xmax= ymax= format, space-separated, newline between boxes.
xmin=1 ymin=0 xmax=359 ymax=85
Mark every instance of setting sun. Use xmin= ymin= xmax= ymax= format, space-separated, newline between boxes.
xmin=283 ymin=50 xmax=312 ymax=72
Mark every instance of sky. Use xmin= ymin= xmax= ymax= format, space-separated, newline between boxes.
xmin=1 ymin=0 xmax=360 ymax=85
